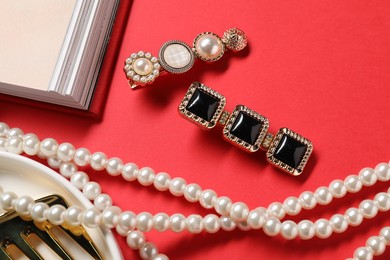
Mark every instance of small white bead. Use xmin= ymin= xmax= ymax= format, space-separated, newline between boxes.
xmin=268 ymin=202 xmax=286 ymax=219
xmin=118 ymin=211 xmax=137 ymax=232
xmin=375 ymin=162 xmax=390 ymax=181
xmin=74 ymin=148 xmax=91 ymax=166
xmin=152 ymin=254 xmax=169 ymax=260
xmin=7 ymin=128 xmax=24 ymax=138
xmin=169 ymin=177 xmax=186 ymax=196
xmin=70 ymin=171 xmax=89 ymax=190
xmin=359 ymin=168 xmax=377 ymax=186
xmin=0 ymin=122 xmax=9 ymax=137
xmin=122 ymin=163 xmax=139 ymax=181
xmin=263 ymin=217 xmax=281 ymax=236
xmin=299 ymin=191 xmax=317 ymax=210
xmin=64 ymin=205 xmax=83 ymax=226
xmin=14 ymin=195 xmax=34 ymax=216
xmin=329 ymin=179 xmax=347 ymax=198
xmin=139 ymin=242 xmax=159 ymax=260
xmin=297 ymin=220 xmax=315 ymax=240
xmin=314 ymin=219 xmax=332 ymax=239
xmin=280 ymin=220 xmax=298 ymax=240
xmin=46 ymin=205 xmax=66 ymax=225
xmin=82 ymin=207 xmax=101 ymax=228
xmin=137 ymin=212 xmax=154 ymax=232
xmin=374 ymin=192 xmax=390 ymax=211
xmin=153 ymin=172 xmax=171 ymax=191
xmin=47 ymin=156 xmax=61 ymax=169
xmin=23 ymin=133 xmax=40 ymax=155
xmin=345 ymin=175 xmax=363 ymax=193
xmin=345 ymin=208 xmax=363 ymax=226
xmin=219 ymin=216 xmax=236 ymax=231
xmin=90 ymin=152 xmax=108 ymax=171
xmin=0 ymin=191 xmax=17 ymax=211
xmin=314 ymin=186 xmax=333 ymax=205
xmin=137 ymin=167 xmax=155 ymax=186
xmin=379 ymin=227 xmax=390 ymax=245
xmin=101 ymin=206 xmax=122 ymax=229
xmin=359 ymin=200 xmax=378 ymax=219
xmin=59 ymin=162 xmax=77 ymax=178
xmin=199 ymin=189 xmax=217 ymax=209
xmin=186 ymin=214 xmax=204 ymax=234
xmin=203 ymin=214 xmax=220 ymax=233
xmin=126 ymin=230 xmax=146 ymax=249
xmin=94 ymin=194 xmax=113 ymax=211
xmin=5 ymin=136 xmax=23 ymax=154
xmin=83 ymin=181 xmax=101 ymax=200
xmin=283 ymin=196 xmax=302 ymax=216
xmin=366 ymin=236 xmax=386 ymax=255
xmin=247 ymin=208 xmax=266 ymax=229
xmin=329 ymin=214 xmax=348 ymax=233
xmin=170 ymin=213 xmax=186 ymax=232
xmin=116 ymin=225 xmax=129 ymax=237
xmin=30 ymin=202 xmax=49 ymax=222
xmin=237 ymin=221 xmax=251 ymax=231
xmin=214 ymin=196 xmax=232 ymax=216
xmin=354 ymin=247 xmax=373 ymax=260
xmin=57 ymin=142 xmax=75 ymax=162
xmin=40 ymin=138 xmax=58 ymax=157
xmin=154 ymin=213 xmax=170 ymax=232
xmin=106 ymin=157 xmax=123 ymax=176
xmin=229 ymin=202 xmax=249 ymax=222
xmin=0 ymin=137 xmax=7 ymax=151
xmin=184 ymin=183 xmax=202 ymax=202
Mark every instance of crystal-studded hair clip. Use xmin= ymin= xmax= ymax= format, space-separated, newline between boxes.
xmin=0 ymin=195 xmax=102 ymax=259
xmin=178 ymin=82 xmax=314 ymax=176
xmin=123 ymin=28 xmax=247 ymax=89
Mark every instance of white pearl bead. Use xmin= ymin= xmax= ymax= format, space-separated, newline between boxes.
xmin=126 ymin=230 xmax=146 ymax=249
xmin=133 ymin=58 xmax=153 ymax=76
xmin=154 ymin=213 xmax=170 ymax=232
xmin=374 ymin=192 xmax=390 ymax=211
xmin=314 ymin=219 xmax=332 ymax=239
xmin=46 ymin=205 xmax=66 ymax=225
xmin=57 ymin=142 xmax=75 ymax=162
xmin=94 ymin=194 xmax=113 ymax=211
xmin=280 ymin=220 xmax=298 ymax=240
xmin=74 ymin=148 xmax=91 ymax=166
xmin=82 ymin=207 xmax=101 ymax=228
xmin=359 ymin=200 xmax=378 ymax=219
xmin=354 ymin=247 xmax=373 ymax=260
xmin=314 ymin=186 xmax=333 ymax=205
xmin=0 ymin=137 xmax=7 ymax=151
xmin=247 ymin=208 xmax=266 ymax=229
xmin=0 ymin=122 xmax=9 ymax=137
xmin=366 ymin=236 xmax=386 ymax=255
xmin=203 ymin=214 xmax=220 ymax=233
xmin=230 ymin=202 xmax=249 ymax=222
xmin=5 ymin=136 xmax=23 ymax=154
xmin=30 ymin=202 xmax=49 ymax=222
xmin=186 ymin=214 xmax=204 ymax=234
xmin=297 ymin=220 xmax=315 ymax=240
xmin=7 ymin=128 xmax=24 ymax=138
xmin=70 ymin=171 xmax=89 ymax=189
xmin=375 ymin=162 xmax=390 ymax=181
xmin=47 ymin=156 xmax=61 ymax=169
xmin=184 ymin=183 xmax=202 ymax=202
xmin=59 ymin=162 xmax=77 ymax=178
xmin=299 ymin=191 xmax=317 ymax=210
xmin=122 ymin=163 xmax=139 ymax=181
xmin=268 ymin=202 xmax=286 ymax=219
xmin=90 ymin=152 xmax=108 ymax=171
xmin=153 ymin=172 xmax=171 ymax=191
xmin=379 ymin=227 xmax=390 ymax=245
xmin=152 ymin=254 xmax=169 ymax=260
xmin=237 ymin=221 xmax=251 ymax=231
xmin=329 ymin=214 xmax=348 ymax=233
xmin=219 ymin=216 xmax=236 ymax=231
xmin=137 ymin=212 xmax=154 ymax=232
xmin=283 ymin=196 xmax=302 ymax=216
xmin=345 ymin=175 xmax=363 ymax=193
xmin=214 ymin=196 xmax=232 ymax=216
xmin=329 ymin=179 xmax=347 ymax=198
xmin=345 ymin=207 xmax=363 ymax=226
xmin=23 ymin=133 xmax=40 ymax=155
xmin=101 ymin=206 xmax=121 ymax=228
xmin=106 ymin=157 xmax=123 ymax=176
xmin=0 ymin=191 xmax=17 ymax=211
xmin=194 ymin=34 xmax=224 ymax=61
xmin=358 ymin=168 xmax=377 ymax=186
xmin=116 ymin=225 xmax=129 ymax=237
xmin=83 ymin=181 xmax=101 ymax=200
xmin=40 ymin=138 xmax=58 ymax=157
xmin=139 ymin=242 xmax=159 ymax=260
xmin=199 ymin=189 xmax=217 ymax=209
xmin=14 ymin=195 xmax=34 ymax=216
xmin=64 ymin=205 xmax=83 ymax=226
xmin=263 ymin=217 xmax=281 ymax=236
xmin=118 ymin=211 xmax=137 ymax=232
xmin=170 ymin=213 xmax=186 ymax=232
xmin=137 ymin=167 xmax=155 ymax=186
xmin=169 ymin=177 xmax=186 ymax=196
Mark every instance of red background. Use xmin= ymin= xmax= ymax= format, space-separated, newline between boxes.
xmin=2 ymin=0 xmax=390 ymax=259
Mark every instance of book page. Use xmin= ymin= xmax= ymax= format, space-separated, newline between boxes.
xmin=0 ymin=0 xmax=77 ymax=90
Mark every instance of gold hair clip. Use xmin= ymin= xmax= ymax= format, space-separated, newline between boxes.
xmin=179 ymin=82 xmax=313 ymax=176
xmin=124 ymin=28 xmax=248 ymax=89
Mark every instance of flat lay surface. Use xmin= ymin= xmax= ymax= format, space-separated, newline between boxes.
xmin=1 ymin=0 xmax=390 ymax=259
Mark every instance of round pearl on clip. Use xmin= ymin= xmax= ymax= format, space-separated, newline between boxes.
xmin=133 ymin=58 xmax=153 ymax=76
xmin=194 ymin=33 xmax=224 ymax=62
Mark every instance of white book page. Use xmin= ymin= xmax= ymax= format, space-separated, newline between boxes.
xmin=0 ymin=0 xmax=77 ymax=91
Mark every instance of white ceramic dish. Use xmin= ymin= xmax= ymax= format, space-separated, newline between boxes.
xmin=0 ymin=151 xmax=123 ymax=259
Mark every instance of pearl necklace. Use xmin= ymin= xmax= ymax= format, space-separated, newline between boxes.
xmin=0 ymin=122 xmax=389 ymax=260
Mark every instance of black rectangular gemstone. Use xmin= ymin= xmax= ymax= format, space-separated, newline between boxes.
xmin=274 ymin=135 xmax=307 ymax=168
xmin=230 ymin=112 xmax=262 ymax=145
xmin=186 ymin=89 xmax=220 ymax=121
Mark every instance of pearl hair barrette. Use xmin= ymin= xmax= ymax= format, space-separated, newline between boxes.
xmin=178 ymin=82 xmax=313 ymax=176
xmin=0 ymin=122 xmax=389 ymax=260
xmin=123 ymin=28 xmax=248 ymax=89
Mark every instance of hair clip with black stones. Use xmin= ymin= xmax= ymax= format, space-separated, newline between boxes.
xmin=123 ymin=28 xmax=247 ymax=89
xmin=178 ymin=82 xmax=314 ymax=176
